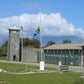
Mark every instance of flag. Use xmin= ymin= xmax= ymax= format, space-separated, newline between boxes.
xmin=36 ymin=26 xmax=40 ymax=34
xmin=34 ymin=33 xmax=38 ymax=37
xmin=33 ymin=26 xmax=40 ymax=38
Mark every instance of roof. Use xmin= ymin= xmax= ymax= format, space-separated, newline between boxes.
xmin=44 ymin=43 xmax=84 ymax=50
xmin=8 ymin=27 xmax=21 ymax=31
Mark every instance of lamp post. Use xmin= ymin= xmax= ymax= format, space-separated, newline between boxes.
xmin=21 ymin=26 xmax=23 ymax=62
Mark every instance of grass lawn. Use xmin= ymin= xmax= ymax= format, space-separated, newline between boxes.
xmin=0 ymin=63 xmax=84 ymax=84
xmin=0 ymin=62 xmax=39 ymax=72
xmin=0 ymin=63 xmax=55 ymax=72
xmin=0 ymin=56 xmax=7 ymax=60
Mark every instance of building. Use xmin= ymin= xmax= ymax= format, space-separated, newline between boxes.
xmin=7 ymin=27 xmax=21 ymax=61
xmin=7 ymin=27 xmax=84 ymax=67
xmin=43 ymin=43 xmax=84 ymax=66
xmin=23 ymin=48 xmax=40 ymax=62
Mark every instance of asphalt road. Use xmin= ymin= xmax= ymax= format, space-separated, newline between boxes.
xmin=0 ymin=60 xmax=84 ymax=72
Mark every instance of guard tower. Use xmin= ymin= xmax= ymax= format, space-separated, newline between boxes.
xmin=8 ymin=27 xmax=21 ymax=61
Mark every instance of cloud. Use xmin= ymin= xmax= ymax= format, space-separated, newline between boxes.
xmin=0 ymin=13 xmax=84 ymax=45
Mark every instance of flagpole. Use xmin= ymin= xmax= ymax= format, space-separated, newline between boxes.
xmin=39 ymin=8 xmax=42 ymax=60
xmin=39 ymin=8 xmax=44 ymax=71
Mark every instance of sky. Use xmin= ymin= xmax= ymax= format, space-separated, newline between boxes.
xmin=0 ymin=0 xmax=84 ymax=45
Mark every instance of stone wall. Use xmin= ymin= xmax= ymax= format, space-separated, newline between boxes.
xmin=22 ymin=48 xmax=40 ymax=62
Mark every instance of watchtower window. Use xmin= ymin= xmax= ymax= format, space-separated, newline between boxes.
xmin=12 ymin=31 xmax=16 ymax=33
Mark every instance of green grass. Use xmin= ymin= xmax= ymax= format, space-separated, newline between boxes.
xmin=0 ymin=63 xmax=55 ymax=72
xmin=0 ymin=63 xmax=84 ymax=84
xmin=0 ymin=63 xmax=38 ymax=72
xmin=0 ymin=71 xmax=84 ymax=84
xmin=0 ymin=56 xmax=7 ymax=60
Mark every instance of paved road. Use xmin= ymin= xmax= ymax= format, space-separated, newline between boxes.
xmin=0 ymin=60 xmax=84 ymax=72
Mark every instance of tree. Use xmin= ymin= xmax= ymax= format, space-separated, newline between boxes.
xmin=0 ymin=41 xmax=8 ymax=56
xmin=63 ymin=40 xmax=71 ymax=44
xmin=45 ymin=41 xmax=55 ymax=47
xmin=20 ymin=38 xmax=40 ymax=48
xmin=23 ymin=38 xmax=32 ymax=47
xmin=32 ymin=39 xmax=40 ymax=48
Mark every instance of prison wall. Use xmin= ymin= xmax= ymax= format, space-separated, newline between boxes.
xmin=22 ymin=48 xmax=40 ymax=62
